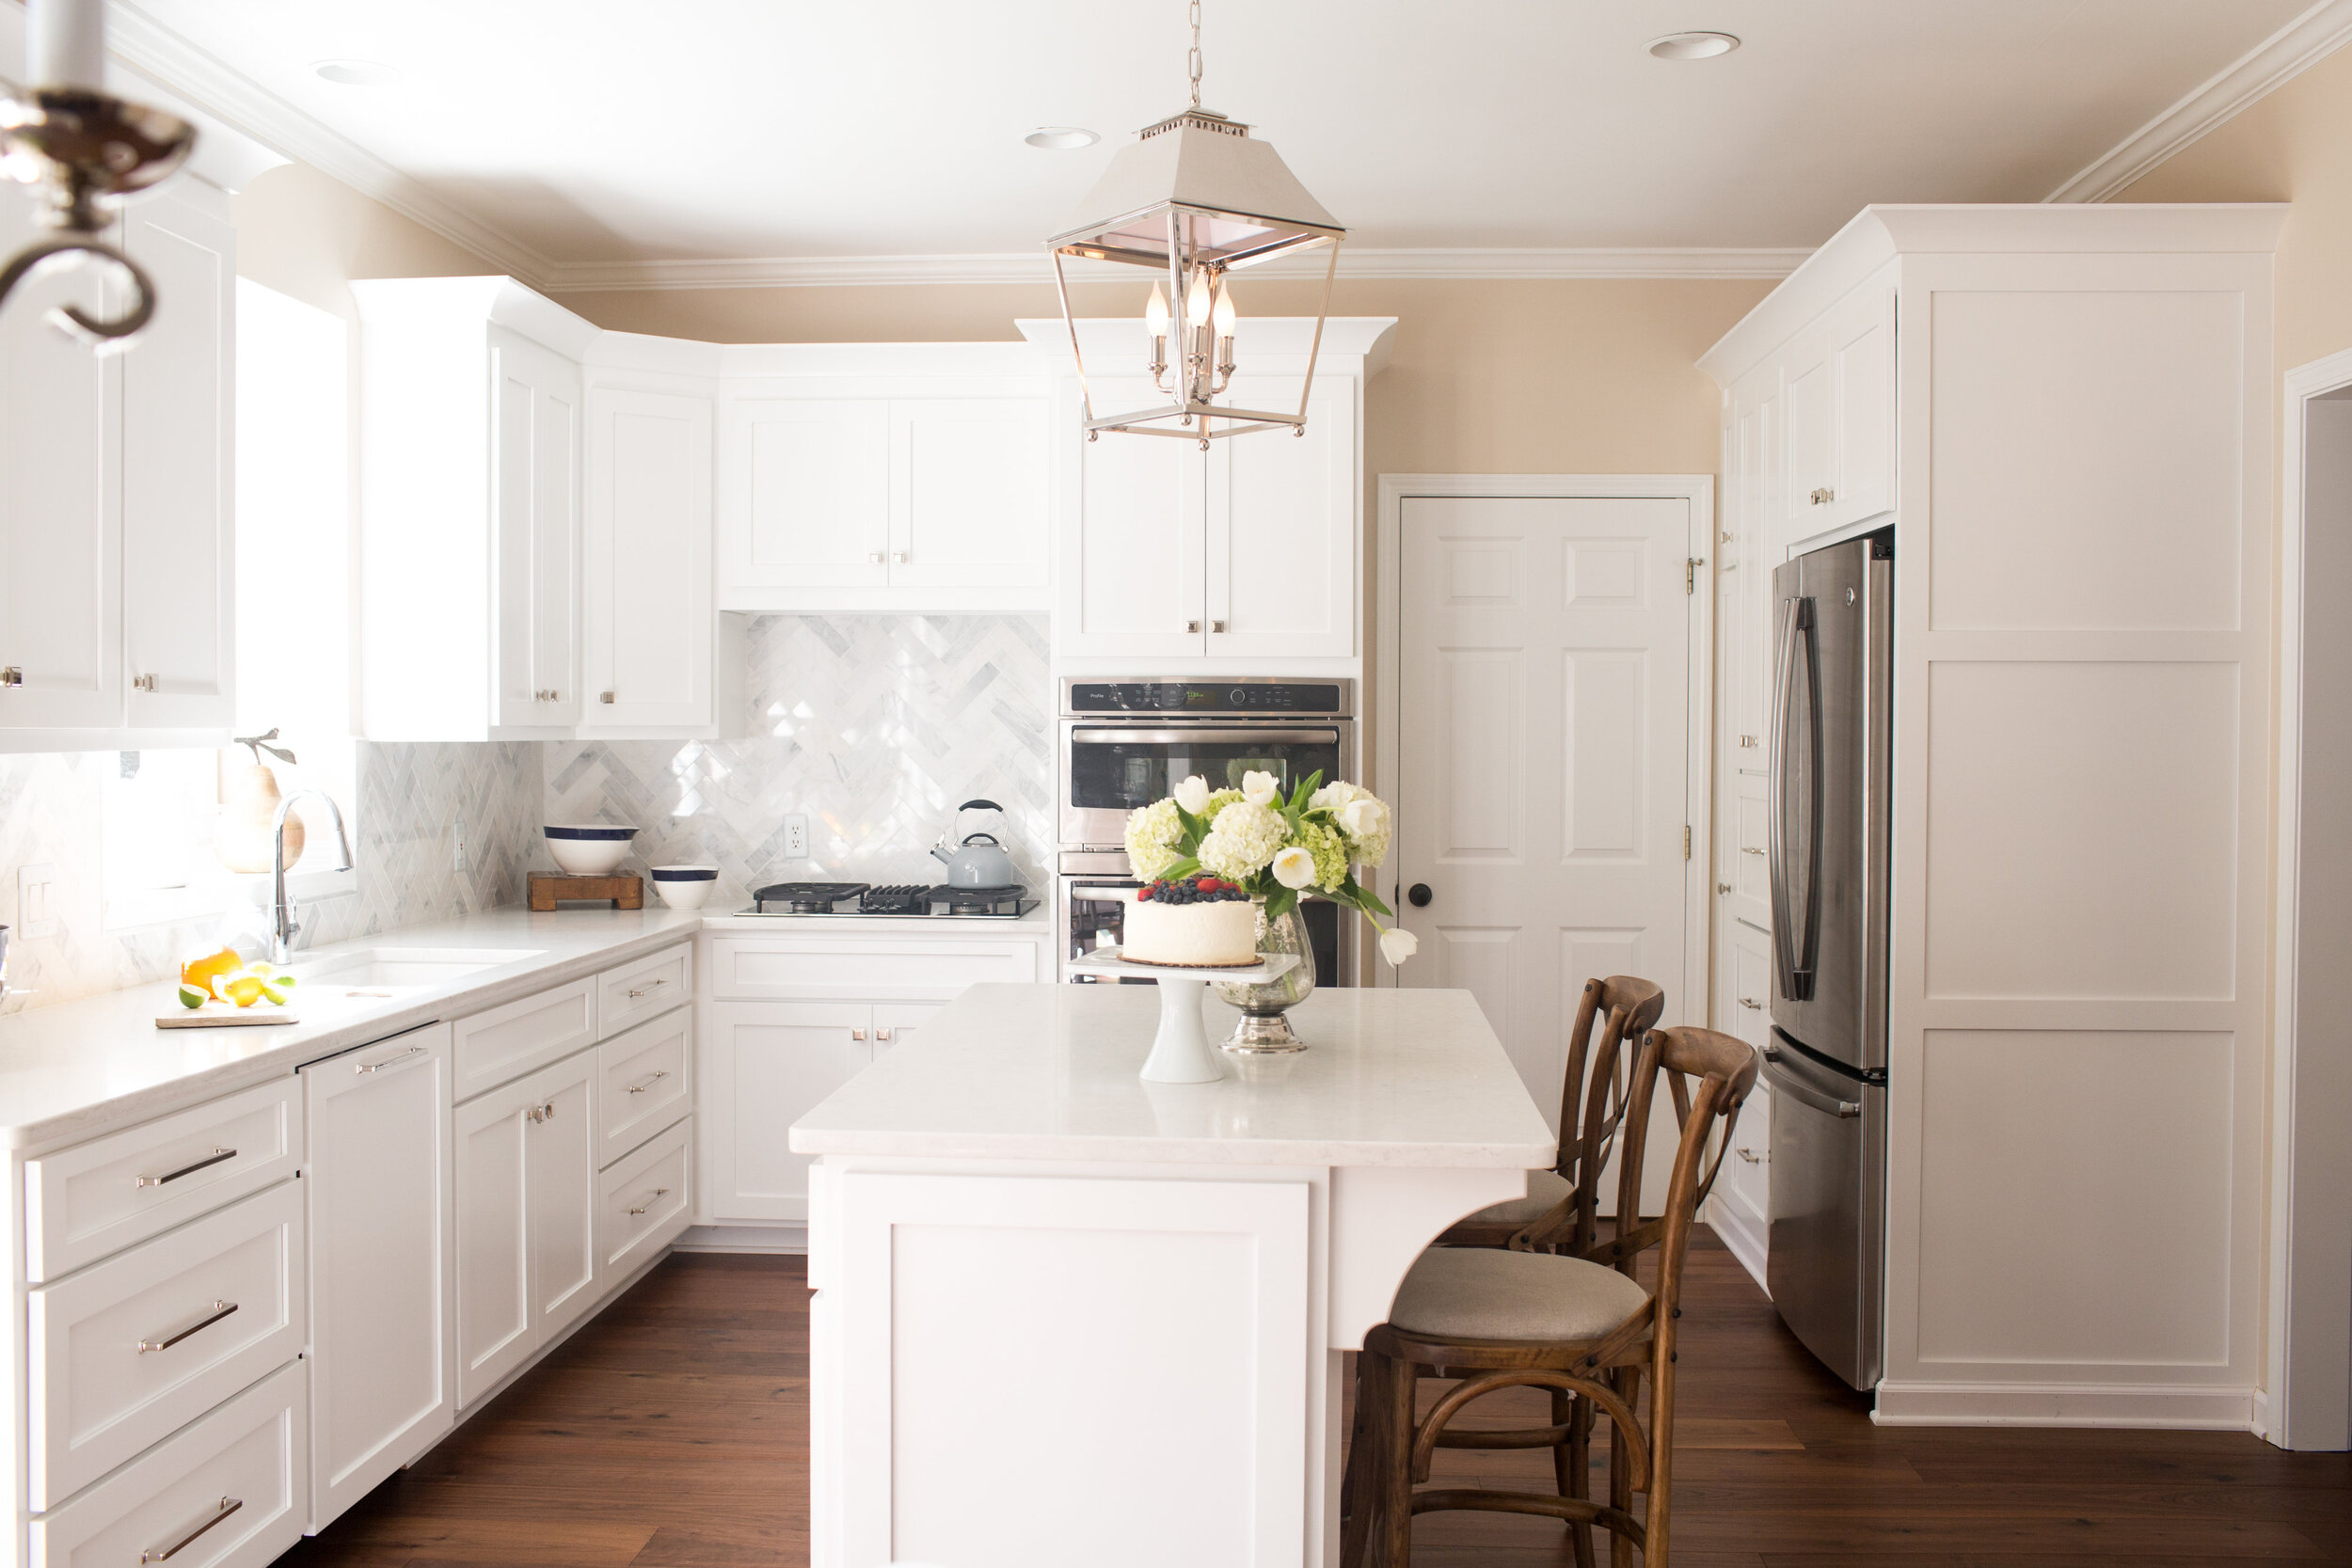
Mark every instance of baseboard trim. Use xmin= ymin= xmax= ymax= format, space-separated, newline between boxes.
xmin=1874 ymin=1380 xmax=2257 ymax=1430
xmin=675 ymin=1222 xmax=807 ymax=1255
xmin=1706 ymin=1196 xmax=1770 ymax=1295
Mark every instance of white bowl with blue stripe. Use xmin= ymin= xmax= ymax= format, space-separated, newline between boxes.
xmin=649 ymin=864 xmax=719 ymax=910
xmin=544 ymin=823 xmax=638 ymax=876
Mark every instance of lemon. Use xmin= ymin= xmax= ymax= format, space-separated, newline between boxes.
xmin=222 ymin=974 xmax=265 ymax=1008
xmin=260 ymin=974 xmax=296 ymax=1006
xmin=175 ymin=982 xmax=209 ymax=1009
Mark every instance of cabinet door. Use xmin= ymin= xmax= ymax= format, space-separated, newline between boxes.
xmin=1057 ymin=378 xmax=1205 ymax=658
xmin=120 ymin=182 xmax=234 ymax=730
xmin=453 ymin=1071 xmax=535 ymax=1407
xmin=1727 ymin=920 xmax=1773 ymax=1052
xmin=870 ymin=1000 xmax=942 ymax=1059
xmin=524 ymin=1052 xmax=599 ymax=1341
xmin=489 ymin=329 xmax=580 ymax=729
xmin=302 ymin=1025 xmax=453 ymax=1527
xmin=1827 ymin=279 xmax=1895 ymax=527
xmin=723 ymin=399 xmax=888 ymax=591
xmin=1204 ymin=375 xmax=1355 ymax=658
xmin=705 ymin=1001 xmax=871 ymax=1223
xmin=583 ymin=388 xmax=713 ymax=728
xmin=1787 ymin=336 xmax=1836 ymax=527
xmin=886 ymin=398 xmax=1048 ymax=590
xmin=0 ymin=196 xmax=119 ymax=729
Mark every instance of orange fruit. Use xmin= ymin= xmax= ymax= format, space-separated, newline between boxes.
xmin=181 ymin=946 xmax=243 ymax=994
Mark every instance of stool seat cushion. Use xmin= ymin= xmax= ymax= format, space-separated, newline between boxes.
xmin=1461 ymin=1167 xmax=1574 ymax=1226
xmin=1390 ymin=1246 xmax=1650 ymax=1342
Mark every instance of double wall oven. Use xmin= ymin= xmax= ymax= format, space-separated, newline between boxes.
xmin=1058 ymin=678 xmax=1357 ymax=986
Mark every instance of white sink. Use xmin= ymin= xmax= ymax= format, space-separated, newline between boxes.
xmin=293 ymin=947 xmax=546 ymax=993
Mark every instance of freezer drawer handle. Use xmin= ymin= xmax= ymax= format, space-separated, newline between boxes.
xmin=137 ymin=1299 xmax=238 ymax=1354
xmin=1763 ymin=1059 xmax=1862 ymax=1120
xmin=135 ymin=1147 xmax=235 ymax=1188
xmin=142 ymin=1496 xmax=243 ymax=1562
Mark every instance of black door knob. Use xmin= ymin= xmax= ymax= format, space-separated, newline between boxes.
xmin=1407 ymin=883 xmax=1433 ymax=908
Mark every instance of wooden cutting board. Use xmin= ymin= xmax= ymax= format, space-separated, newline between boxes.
xmin=156 ymin=1009 xmax=299 ymax=1029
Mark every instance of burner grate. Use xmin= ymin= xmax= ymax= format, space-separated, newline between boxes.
xmin=751 ymin=880 xmax=869 ymax=913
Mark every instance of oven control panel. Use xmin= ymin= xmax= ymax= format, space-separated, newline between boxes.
xmin=1062 ymin=678 xmax=1352 ymax=717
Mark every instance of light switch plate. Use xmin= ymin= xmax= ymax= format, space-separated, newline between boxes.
xmin=17 ymin=863 xmax=57 ymax=939
xmin=784 ymin=814 xmax=808 ymax=859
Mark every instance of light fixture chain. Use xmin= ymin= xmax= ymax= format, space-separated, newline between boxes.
xmin=1187 ymin=0 xmax=1202 ymax=108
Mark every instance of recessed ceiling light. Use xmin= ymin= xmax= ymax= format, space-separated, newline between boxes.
xmin=1025 ymin=126 xmax=1100 ymax=150
xmin=1647 ymin=31 xmax=1740 ymax=60
xmin=312 ymin=59 xmax=404 ymax=87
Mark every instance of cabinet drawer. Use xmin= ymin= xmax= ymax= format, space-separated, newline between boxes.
xmin=452 ymin=978 xmax=596 ymax=1102
xmin=711 ymin=935 xmax=1039 ymax=1000
xmin=25 ymin=1077 xmax=303 ymax=1283
xmin=597 ymin=943 xmax=691 ymax=1037
xmin=600 ymin=1118 xmax=691 ymax=1280
xmin=29 ymin=1358 xmax=308 ymax=1568
xmin=597 ymin=1007 xmax=691 ymax=1168
xmin=28 ymin=1180 xmax=306 ymax=1510
xmin=1725 ymin=1082 xmax=1772 ymax=1218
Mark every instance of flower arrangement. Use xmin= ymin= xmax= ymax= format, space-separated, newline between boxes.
xmin=1125 ymin=769 xmax=1420 ymax=967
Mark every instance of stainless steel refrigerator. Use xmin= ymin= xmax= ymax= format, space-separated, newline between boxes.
xmin=1766 ymin=531 xmax=1891 ymax=1390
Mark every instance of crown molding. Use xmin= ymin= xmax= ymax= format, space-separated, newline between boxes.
xmin=2047 ymin=0 xmax=2352 ymax=203
xmin=536 ymin=245 xmax=1809 ymax=293
xmin=103 ymin=0 xmax=556 ymax=284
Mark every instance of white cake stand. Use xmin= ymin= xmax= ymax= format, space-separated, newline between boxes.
xmin=1067 ymin=949 xmax=1303 ymax=1084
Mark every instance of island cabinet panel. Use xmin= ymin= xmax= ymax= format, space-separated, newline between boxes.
xmin=817 ymin=1171 xmax=1311 ymax=1568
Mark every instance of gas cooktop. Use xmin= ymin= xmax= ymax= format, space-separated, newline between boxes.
xmin=739 ymin=881 xmax=1038 ymax=919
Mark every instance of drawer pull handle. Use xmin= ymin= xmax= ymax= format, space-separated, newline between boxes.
xmin=142 ymin=1496 xmax=243 ymax=1562
xmin=626 ymin=1070 xmax=671 ymax=1095
xmin=356 ymin=1045 xmax=429 ymax=1074
xmin=1736 ymin=1147 xmax=1761 ymax=1164
xmin=1738 ymin=997 xmax=1764 ymax=1010
xmin=527 ymin=1101 xmax=558 ymax=1123
xmin=1740 ymin=846 xmax=1766 ymax=856
xmin=628 ymin=1186 xmax=672 ymax=1216
xmin=135 ymin=1148 xmax=235 ymax=1188
xmin=137 ymin=1299 xmax=238 ymax=1354
xmin=626 ymin=978 xmax=668 ymax=998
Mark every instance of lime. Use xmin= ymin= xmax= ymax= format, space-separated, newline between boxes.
xmin=176 ymin=982 xmax=208 ymax=1009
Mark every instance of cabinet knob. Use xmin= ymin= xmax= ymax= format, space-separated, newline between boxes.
xmin=0 ymin=667 xmax=20 ymax=689
xmin=1739 ymin=734 xmax=1758 ymax=749
xmin=850 ymin=1027 xmax=867 ymax=1041
xmin=1210 ymin=619 xmax=1226 ymax=634
xmin=1810 ymin=487 xmax=1835 ymax=505
xmin=868 ymin=552 xmax=885 ymax=564
xmin=1716 ymin=881 xmax=1732 ymax=895
xmin=599 ymin=691 xmax=615 ymax=704
xmin=133 ymin=673 xmax=156 ymax=692
xmin=875 ymin=1027 xmax=893 ymax=1042
xmin=893 ymin=551 xmax=910 ymax=564
xmin=1185 ymin=620 xmax=1201 ymax=634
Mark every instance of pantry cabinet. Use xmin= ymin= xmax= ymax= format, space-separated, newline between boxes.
xmin=1025 ymin=316 xmax=1391 ymax=665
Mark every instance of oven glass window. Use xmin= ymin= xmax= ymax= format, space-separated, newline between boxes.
xmin=1068 ymin=738 xmax=1342 ymax=817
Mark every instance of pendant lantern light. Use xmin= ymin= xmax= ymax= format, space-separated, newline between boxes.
xmin=1045 ymin=0 xmax=1343 ymax=447
xmin=0 ymin=0 xmax=195 ymax=348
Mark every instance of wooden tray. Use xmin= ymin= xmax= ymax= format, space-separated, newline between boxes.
xmin=157 ymin=1008 xmax=299 ymax=1029
xmin=529 ymin=873 xmax=644 ymax=911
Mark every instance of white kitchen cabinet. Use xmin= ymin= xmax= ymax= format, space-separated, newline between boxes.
xmin=887 ymin=397 xmax=1049 ymax=590
xmin=597 ymin=1117 xmax=692 ymax=1280
xmin=353 ymin=277 xmax=598 ymax=741
xmin=302 ymin=1025 xmax=453 ymax=1527
xmin=582 ymin=387 xmax=716 ymax=731
xmin=1027 ymin=317 xmax=1391 ymax=664
xmin=453 ymin=1047 xmax=598 ymax=1407
xmin=705 ymin=1001 xmax=872 ymax=1225
xmin=1784 ymin=272 xmax=1894 ymax=542
xmin=870 ymin=1000 xmax=943 ymax=1059
xmin=724 ymin=398 xmax=890 ymax=590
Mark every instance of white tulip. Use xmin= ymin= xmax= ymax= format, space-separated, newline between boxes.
xmin=1339 ymin=797 xmax=1388 ymax=840
xmin=1173 ymin=774 xmax=1211 ymax=815
xmin=1242 ymin=769 xmax=1281 ymax=808
xmin=1271 ymin=847 xmax=1316 ymax=889
xmin=1379 ymin=927 xmax=1420 ymax=967
xmin=1310 ymin=780 xmax=1360 ymax=812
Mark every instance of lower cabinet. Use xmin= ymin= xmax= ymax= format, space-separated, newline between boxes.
xmin=599 ymin=1118 xmax=692 ymax=1277
xmin=1711 ymin=918 xmax=1774 ymax=1284
xmin=705 ymin=999 xmax=941 ymax=1225
xmin=454 ymin=1049 xmax=598 ymax=1407
xmin=301 ymin=1024 xmax=453 ymax=1526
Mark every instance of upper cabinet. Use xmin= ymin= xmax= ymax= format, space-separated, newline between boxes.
xmin=715 ymin=344 xmax=1051 ymax=612
xmin=1783 ymin=272 xmax=1894 ymax=543
xmin=583 ymin=385 xmax=717 ymax=733
xmin=0 ymin=177 xmax=236 ymax=746
xmin=489 ymin=329 xmax=582 ymax=731
xmin=1025 ymin=317 xmax=1391 ymax=666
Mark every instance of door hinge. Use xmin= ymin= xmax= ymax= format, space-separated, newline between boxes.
xmin=1684 ymin=825 xmax=1692 ymax=860
xmin=1687 ymin=557 xmax=1705 ymax=594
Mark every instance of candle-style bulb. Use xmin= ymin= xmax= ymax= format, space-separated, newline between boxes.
xmin=1145 ymin=281 xmax=1170 ymax=338
xmin=1185 ymin=269 xmax=1212 ymax=328
xmin=1212 ymin=278 xmax=1236 ymax=339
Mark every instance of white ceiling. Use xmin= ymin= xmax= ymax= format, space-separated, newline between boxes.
xmin=113 ymin=0 xmax=2321 ymax=273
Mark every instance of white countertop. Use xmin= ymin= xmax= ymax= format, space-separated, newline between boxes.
xmin=0 ymin=906 xmax=1053 ymax=1151
xmin=788 ymin=984 xmax=1557 ymax=1169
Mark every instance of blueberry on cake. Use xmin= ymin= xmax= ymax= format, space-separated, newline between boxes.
xmin=1123 ymin=876 xmax=1259 ymax=968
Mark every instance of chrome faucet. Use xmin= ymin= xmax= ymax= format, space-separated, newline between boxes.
xmin=270 ymin=790 xmax=355 ymax=965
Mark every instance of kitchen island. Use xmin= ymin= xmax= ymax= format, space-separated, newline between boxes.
xmin=789 ymin=982 xmax=1553 ymax=1568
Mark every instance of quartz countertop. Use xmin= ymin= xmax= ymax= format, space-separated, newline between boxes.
xmin=788 ymin=984 xmax=1557 ymax=1169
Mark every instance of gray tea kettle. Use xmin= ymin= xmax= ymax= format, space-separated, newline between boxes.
xmin=931 ymin=799 xmax=1017 ymax=889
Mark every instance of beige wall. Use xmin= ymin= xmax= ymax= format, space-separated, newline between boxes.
xmin=231 ymin=162 xmax=499 ymax=319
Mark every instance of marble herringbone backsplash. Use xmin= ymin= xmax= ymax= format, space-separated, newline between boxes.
xmin=545 ymin=615 xmax=1053 ymax=908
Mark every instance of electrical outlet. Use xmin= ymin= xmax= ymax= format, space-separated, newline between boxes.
xmin=785 ymin=814 xmax=809 ymax=858
xmin=16 ymin=863 xmax=57 ymax=939
xmin=453 ymin=814 xmax=469 ymax=873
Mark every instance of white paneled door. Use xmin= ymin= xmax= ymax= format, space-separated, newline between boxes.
xmin=1394 ymin=495 xmax=1695 ymax=1199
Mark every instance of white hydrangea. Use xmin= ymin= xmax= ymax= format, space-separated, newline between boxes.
xmin=1197 ymin=800 xmax=1289 ymax=881
xmin=1310 ymin=780 xmax=1391 ymax=869
xmin=1124 ymin=798 xmax=1186 ymax=881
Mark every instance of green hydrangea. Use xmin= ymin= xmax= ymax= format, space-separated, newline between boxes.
xmin=1124 ymin=797 xmax=1185 ymax=881
xmin=1296 ymin=817 xmax=1351 ymax=893
xmin=1198 ymin=800 xmax=1288 ymax=881
xmin=1200 ymin=788 xmax=1245 ymax=821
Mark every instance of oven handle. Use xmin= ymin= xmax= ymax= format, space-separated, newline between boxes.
xmin=1069 ymin=726 xmax=1341 ymax=747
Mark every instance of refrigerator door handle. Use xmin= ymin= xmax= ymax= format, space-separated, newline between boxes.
xmin=1762 ymin=1053 xmax=1861 ymax=1119
xmin=1769 ymin=595 xmax=1824 ymax=1000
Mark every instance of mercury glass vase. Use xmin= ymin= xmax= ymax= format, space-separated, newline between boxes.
xmin=1214 ymin=897 xmax=1316 ymax=1053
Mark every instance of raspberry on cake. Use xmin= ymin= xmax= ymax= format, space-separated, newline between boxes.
xmin=1124 ymin=876 xmax=1260 ymax=967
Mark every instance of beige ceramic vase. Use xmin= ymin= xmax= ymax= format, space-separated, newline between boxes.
xmin=213 ymin=763 xmax=301 ymax=874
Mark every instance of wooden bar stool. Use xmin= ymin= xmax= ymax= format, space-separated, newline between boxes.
xmin=1343 ymin=1026 xmax=1757 ymax=1568
xmin=1432 ymin=974 xmax=1663 ymax=1252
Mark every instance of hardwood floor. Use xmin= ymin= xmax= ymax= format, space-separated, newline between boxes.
xmin=282 ymin=1236 xmax=2351 ymax=1567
